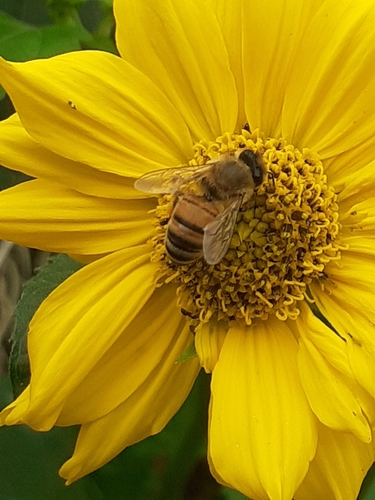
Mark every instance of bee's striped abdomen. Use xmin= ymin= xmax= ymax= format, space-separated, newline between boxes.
xmin=166 ymin=195 xmax=219 ymax=264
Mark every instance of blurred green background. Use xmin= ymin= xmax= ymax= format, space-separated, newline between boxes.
xmin=0 ymin=1 xmax=375 ymax=499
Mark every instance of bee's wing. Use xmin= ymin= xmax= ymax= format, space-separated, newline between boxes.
xmin=134 ymin=164 xmax=212 ymax=194
xmin=203 ymin=197 xmax=242 ymax=265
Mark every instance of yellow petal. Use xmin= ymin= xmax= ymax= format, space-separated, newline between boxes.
xmin=209 ymin=318 xmax=317 ymax=500
xmin=0 ymin=179 xmax=154 ymax=254
xmin=55 ymin=284 xmax=187 ymax=424
xmin=59 ymin=322 xmax=200 ymax=483
xmin=242 ymin=0 xmax=321 ymax=138
xmin=3 ymin=246 xmax=157 ymax=430
xmin=296 ymin=303 xmax=371 ymax=442
xmin=195 ymin=317 xmax=227 ymax=373
xmin=114 ymin=0 xmax=237 ymax=141
xmin=0 ymin=386 xmax=30 ymax=425
xmin=67 ymin=252 xmax=112 ymax=265
xmin=0 ymin=114 xmax=142 ymax=199
xmin=283 ymin=0 xmax=375 ymax=157
xmin=295 ymin=423 xmax=375 ymax=500
xmin=335 ymin=162 xmax=375 ymax=221
xmin=207 ymin=0 xmax=245 ymax=129
xmin=312 ymin=248 xmax=375 ymax=329
xmin=340 ymin=197 xmax=375 ymax=248
xmin=324 ymin=145 xmax=375 ymax=202
xmin=0 ymin=52 xmax=192 ymax=176
xmin=310 ymin=250 xmax=375 ymax=401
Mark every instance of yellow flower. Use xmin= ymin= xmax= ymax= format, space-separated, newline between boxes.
xmin=1 ymin=0 xmax=375 ymax=498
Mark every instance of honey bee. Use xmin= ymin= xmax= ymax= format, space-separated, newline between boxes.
xmin=135 ymin=149 xmax=264 ymax=265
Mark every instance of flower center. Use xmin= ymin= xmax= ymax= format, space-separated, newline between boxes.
xmin=150 ymin=129 xmax=341 ymax=327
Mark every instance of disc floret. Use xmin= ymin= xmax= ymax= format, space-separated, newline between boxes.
xmin=151 ymin=130 xmax=341 ymax=327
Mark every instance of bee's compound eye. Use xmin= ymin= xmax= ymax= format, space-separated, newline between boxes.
xmin=252 ymin=165 xmax=264 ymax=187
xmin=238 ymin=150 xmax=264 ymax=186
xmin=238 ymin=149 xmax=256 ymax=167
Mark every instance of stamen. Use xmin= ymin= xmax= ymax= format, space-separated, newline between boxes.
xmin=150 ymin=130 xmax=342 ymax=327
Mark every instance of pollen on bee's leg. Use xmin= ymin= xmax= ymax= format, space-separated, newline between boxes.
xmin=149 ymin=130 xmax=342 ymax=330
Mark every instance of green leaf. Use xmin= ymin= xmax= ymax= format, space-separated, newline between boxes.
xmin=0 ymin=11 xmax=43 ymax=60
xmin=359 ymin=462 xmax=375 ymax=500
xmin=0 ymin=372 xmax=214 ymax=500
xmin=79 ymin=1 xmax=116 ymax=52
xmin=82 ymin=33 xmax=117 ymax=53
xmin=36 ymin=23 xmax=92 ymax=57
xmin=0 ymin=11 xmax=92 ymax=61
xmin=9 ymin=254 xmax=83 ymax=397
xmin=0 ymin=376 xmax=105 ymax=500
xmin=155 ymin=371 xmax=210 ymax=500
xmin=0 ymin=165 xmax=30 ymax=190
xmin=89 ymin=371 xmax=211 ymax=499
xmin=0 ymin=0 xmax=49 ymax=25
xmin=176 ymin=339 xmax=198 ymax=363
xmin=220 ymin=487 xmax=249 ymax=499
